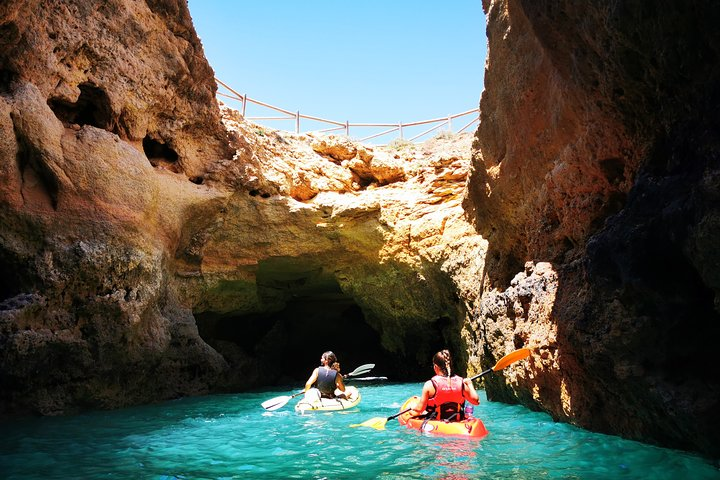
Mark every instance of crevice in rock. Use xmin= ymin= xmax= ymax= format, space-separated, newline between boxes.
xmin=12 ymin=115 xmax=59 ymax=209
xmin=0 ymin=68 xmax=18 ymax=94
xmin=0 ymin=247 xmax=28 ymax=304
xmin=47 ymin=82 xmax=113 ymax=131
xmin=354 ymin=175 xmax=375 ymax=189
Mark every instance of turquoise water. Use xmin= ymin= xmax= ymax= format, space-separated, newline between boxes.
xmin=1 ymin=383 xmax=717 ymax=479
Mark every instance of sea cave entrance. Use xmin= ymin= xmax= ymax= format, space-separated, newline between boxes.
xmin=194 ymin=259 xmax=460 ymax=390
xmin=196 ymin=294 xmax=399 ymax=386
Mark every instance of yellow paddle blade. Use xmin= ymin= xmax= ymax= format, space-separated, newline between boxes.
xmin=492 ymin=348 xmax=531 ymax=371
xmin=349 ymin=417 xmax=388 ymax=430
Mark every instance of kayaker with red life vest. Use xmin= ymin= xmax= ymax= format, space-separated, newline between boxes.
xmin=411 ymin=349 xmax=479 ymax=421
xmin=303 ymin=351 xmax=346 ymax=400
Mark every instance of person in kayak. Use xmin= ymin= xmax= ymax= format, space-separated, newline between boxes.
xmin=411 ymin=349 xmax=479 ymax=421
xmin=303 ymin=351 xmax=346 ymax=399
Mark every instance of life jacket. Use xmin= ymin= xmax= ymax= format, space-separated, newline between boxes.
xmin=427 ymin=375 xmax=465 ymax=420
xmin=315 ymin=367 xmax=338 ymax=398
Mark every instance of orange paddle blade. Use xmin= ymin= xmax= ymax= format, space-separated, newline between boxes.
xmin=492 ymin=348 xmax=531 ymax=371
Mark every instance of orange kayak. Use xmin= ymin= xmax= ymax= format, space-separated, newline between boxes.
xmin=397 ymin=396 xmax=489 ymax=438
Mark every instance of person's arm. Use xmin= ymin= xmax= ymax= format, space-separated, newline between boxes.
xmin=463 ymin=377 xmax=480 ymax=405
xmin=412 ymin=380 xmax=434 ymax=415
xmin=304 ymin=368 xmax=319 ymax=391
xmin=336 ymin=373 xmax=345 ymax=392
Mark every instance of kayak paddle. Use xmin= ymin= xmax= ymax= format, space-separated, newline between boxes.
xmin=468 ymin=347 xmax=531 ymax=381
xmin=350 ymin=407 xmax=413 ymax=430
xmin=344 ymin=363 xmax=375 ymax=379
xmin=350 ymin=347 xmax=532 ymax=430
xmin=261 ymin=363 xmax=375 ymax=411
xmin=261 ymin=391 xmax=305 ymax=411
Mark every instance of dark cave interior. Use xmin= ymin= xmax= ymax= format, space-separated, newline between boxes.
xmin=194 ymin=257 xmax=460 ymax=390
xmin=195 ymin=293 xmax=455 ymax=389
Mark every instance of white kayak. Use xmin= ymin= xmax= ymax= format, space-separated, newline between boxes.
xmin=294 ymin=386 xmax=361 ymax=412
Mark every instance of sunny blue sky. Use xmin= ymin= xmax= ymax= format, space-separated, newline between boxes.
xmin=187 ymin=1 xmax=487 ymax=138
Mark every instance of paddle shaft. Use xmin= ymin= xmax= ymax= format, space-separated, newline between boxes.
xmin=469 ymin=348 xmax=531 ymax=382
xmin=469 ymin=368 xmax=493 ymax=382
xmin=387 ymin=407 xmax=413 ymax=421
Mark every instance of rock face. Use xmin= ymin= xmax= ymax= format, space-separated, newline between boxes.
xmin=467 ymin=0 xmax=720 ymax=457
xmin=0 ymin=0 xmax=484 ymax=415
xmin=0 ymin=0 xmax=234 ymax=414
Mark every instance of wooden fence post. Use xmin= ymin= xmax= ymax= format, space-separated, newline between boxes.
xmin=242 ymin=94 xmax=247 ymax=117
xmin=296 ymin=110 xmax=300 ymax=133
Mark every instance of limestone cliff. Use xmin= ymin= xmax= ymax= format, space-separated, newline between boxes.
xmin=0 ymin=0 xmax=233 ymax=413
xmin=468 ymin=0 xmax=720 ymax=458
xmin=0 ymin=0 xmax=484 ymax=415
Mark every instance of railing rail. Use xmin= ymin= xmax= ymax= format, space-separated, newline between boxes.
xmin=215 ymin=78 xmax=479 ymax=144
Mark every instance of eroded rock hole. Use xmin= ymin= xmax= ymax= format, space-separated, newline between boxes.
xmin=249 ymin=189 xmax=271 ymax=198
xmin=143 ymin=135 xmax=180 ymax=172
xmin=47 ymin=82 xmax=113 ymax=131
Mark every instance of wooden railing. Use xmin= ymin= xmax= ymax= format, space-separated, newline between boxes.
xmin=215 ymin=78 xmax=479 ymax=144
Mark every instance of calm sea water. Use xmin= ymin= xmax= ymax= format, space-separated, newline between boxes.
xmin=0 ymin=383 xmax=717 ymax=479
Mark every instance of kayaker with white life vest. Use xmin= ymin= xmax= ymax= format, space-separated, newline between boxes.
xmin=303 ymin=351 xmax=346 ymax=400
xmin=411 ymin=349 xmax=479 ymax=421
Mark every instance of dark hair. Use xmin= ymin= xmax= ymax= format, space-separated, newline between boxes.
xmin=322 ymin=351 xmax=341 ymax=372
xmin=432 ymin=349 xmax=452 ymax=377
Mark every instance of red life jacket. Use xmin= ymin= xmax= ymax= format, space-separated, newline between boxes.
xmin=427 ymin=375 xmax=465 ymax=419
